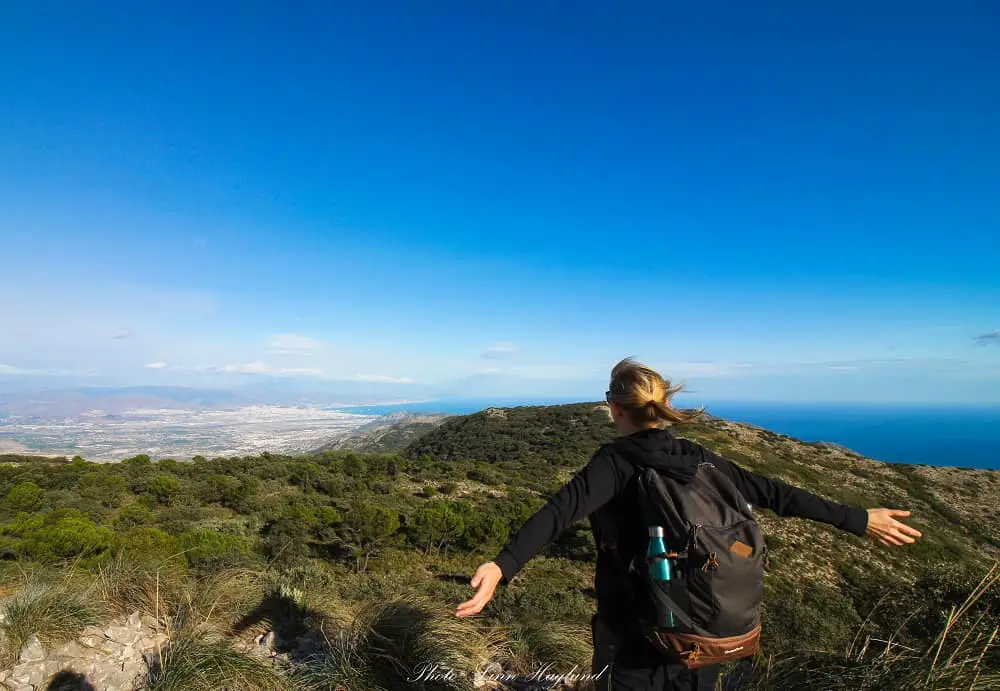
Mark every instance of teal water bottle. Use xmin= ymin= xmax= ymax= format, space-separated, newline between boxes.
xmin=647 ymin=526 xmax=675 ymax=627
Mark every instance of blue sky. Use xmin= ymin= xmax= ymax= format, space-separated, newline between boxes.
xmin=1 ymin=1 xmax=998 ymax=404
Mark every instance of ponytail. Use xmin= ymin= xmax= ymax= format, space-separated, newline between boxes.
xmin=607 ymin=357 xmax=705 ymax=427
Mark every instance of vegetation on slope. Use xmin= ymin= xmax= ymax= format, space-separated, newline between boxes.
xmin=0 ymin=402 xmax=995 ymax=688
xmin=315 ymin=413 xmax=448 ymax=454
xmin=405 ymin=404 xmax=615 ymax=466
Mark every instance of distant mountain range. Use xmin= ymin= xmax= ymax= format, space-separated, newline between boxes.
xmin=0 ymin=383 xmax=421 ymax=419
xmin=0 ymin=386 xmax=244 ymax=418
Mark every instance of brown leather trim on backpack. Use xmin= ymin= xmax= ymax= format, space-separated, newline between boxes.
xmin=729 ymin=540 xmax=753 ymax=558
xmin=643 ymin=625 xmax=761 ymax=669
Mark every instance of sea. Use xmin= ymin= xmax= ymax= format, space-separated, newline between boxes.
xmin=331 ymin=399 xmax=1000 ymax=470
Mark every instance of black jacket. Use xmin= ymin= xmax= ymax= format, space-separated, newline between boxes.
xmin=492 ymin=428 xmax=868 ymax=632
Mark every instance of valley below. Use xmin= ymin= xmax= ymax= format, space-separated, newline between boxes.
xmin=0 ymin=405 xmax=377 ymax=461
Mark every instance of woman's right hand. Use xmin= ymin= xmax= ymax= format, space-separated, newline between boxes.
xmin=866 ymin=508 xmax=923 ymax=547
xmin=455 ymin=561 xmax=503 ymax=618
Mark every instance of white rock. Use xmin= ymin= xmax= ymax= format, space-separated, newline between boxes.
xmin=43 ymin=658 xmax=65 ymax=675
xmin=51 ymin=640 xmax=89 ymax=660
xmin=260 ymin=630 xmax=276 ymax=651
xmin=137 ymin=633 xmax=168 ymax=650
xmin=4 ymin=671 xmax=30 ymax=688
xmin=6 ymin=665 xmax=32 ymax=682
xmin=122 ymin=664 xmax=142 ymax=683
xmin=104 ymin=627 xmax=140 ymax=646
xmin=80 ymin=634 xmax=112 ymax=650
xmin=127 ymin=611 xmax=142 ymax=630
xmin=80 ymin=626 xmax=107 ymax=639
xmin=26 ymin=665 xmax=45 ymax=686
xmin=19 ymin=634 xmax=45 ymax=663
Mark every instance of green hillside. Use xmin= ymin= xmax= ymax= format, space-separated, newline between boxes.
xmin=404 ymin=403 xmax=616 ymax=466
xmin=316 ymin=412 xmax=448 ymax=454
xmin=0 ymin=403 xmax=995 ymax=689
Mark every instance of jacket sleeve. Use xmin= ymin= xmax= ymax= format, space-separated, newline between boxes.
xmin=493 ymin=449 xmax=628 ymax=584
xmin=689 ymin=440 xmax=869 ymax=536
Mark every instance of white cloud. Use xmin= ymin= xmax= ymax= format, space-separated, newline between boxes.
xmin=111 ymin=328 xmax=134 ymax=340
xmin=197 ymin=362 xmax=325 ymax=377
xmin=483 ymin=342 xmax=519 ymax=359
xmin=355 ymin=374 xmax=416 ymax=384
xmin=144 ymin=362 xmax=169 ymax=370
xmin=224 ymin=361 xmax=274 ymax=375
xmin=0 ymin=364 xmax=97 ymax=377
xmin=266 ymin=334 xmax=324 ymax=356
xmin=0 ymin=364 xmax=36 ymax=376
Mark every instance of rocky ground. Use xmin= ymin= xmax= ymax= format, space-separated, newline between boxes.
xmin=0 ymin=613 xmax=167 ymax=691
xmin=0 ymin=616 xmax=563 ymax=691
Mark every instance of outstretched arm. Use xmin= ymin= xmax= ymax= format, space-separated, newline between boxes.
xmin=691 ymin=441 xmax=922 ymax=545
xmin=455 ymin=449 xmax=628 ymax=617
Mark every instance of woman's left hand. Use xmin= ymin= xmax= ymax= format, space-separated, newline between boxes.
xmin=866 ymin=508 xmax=923 ymax=547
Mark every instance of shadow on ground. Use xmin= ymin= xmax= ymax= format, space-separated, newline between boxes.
xmin=46 ymin=671 xmax=96 ymax=691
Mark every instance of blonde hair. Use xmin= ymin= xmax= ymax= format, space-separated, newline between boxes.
xmin=606 ymin=357 xmax=705 ymax=426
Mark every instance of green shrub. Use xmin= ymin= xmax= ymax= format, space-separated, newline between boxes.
xmin=146 ymin=474 xmax=184 ymax=504
xmin=342 ymin=502 xmax=401 ymax=571
xmin=114 ymin=502 xmax=155 ymax=529
xmin=177 ymin=529 xmax=253 ymax=570
xmin=198 ymin=474 xmax=240 ymax=504
xmin=2 ymin=481 xmax=45 ymax=512
xmin=116 ymin=527 xmax=182 ymax=562
xmin=17 ymin=510 xmax=115 ymax=561
xmin=369 ymin=480 xmax=393 ymax=495
xmin=466 ymin=469 xmax=498 ymax=485
xmin=344 ymin=502 xmax=400 ymax=548
xmin=0 ymin=511 xmax=45 ymax=538
xmin=762 ymin=578 xmax=861 ymax=654
xmin=461 ymin=511 xmax=510 ymax=553
xmin=260 ymin=518 xmax=311 ymax=565
xmin=409 ymin=502 xmax=464 ymax=554
xmin=78 ymin=472 xmax=129 ymax=507
xmin=490 ymin=560 xmax=594 ymax=624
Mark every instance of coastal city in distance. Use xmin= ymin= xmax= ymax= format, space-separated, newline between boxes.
xmin=0 ymin=402 xmax=381 ymax=461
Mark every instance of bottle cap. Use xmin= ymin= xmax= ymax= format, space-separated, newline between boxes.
xmin=648 ymin=526 xmax=665 ymax=537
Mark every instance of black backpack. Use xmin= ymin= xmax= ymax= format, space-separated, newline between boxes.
xmin=626 ymin=461 xmax=767 ymax=669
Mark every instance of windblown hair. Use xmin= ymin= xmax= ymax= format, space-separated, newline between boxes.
xmin=607 ymin=357 xmax=705 ymax=426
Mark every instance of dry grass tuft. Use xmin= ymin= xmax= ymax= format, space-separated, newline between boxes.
xmin=146 ymin=632 xmax=291 ymax=691
xmin=0 ymin=579 xmax=100 ymax=667
xmin=746 ymin=562 xmax=1000 ymax=690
